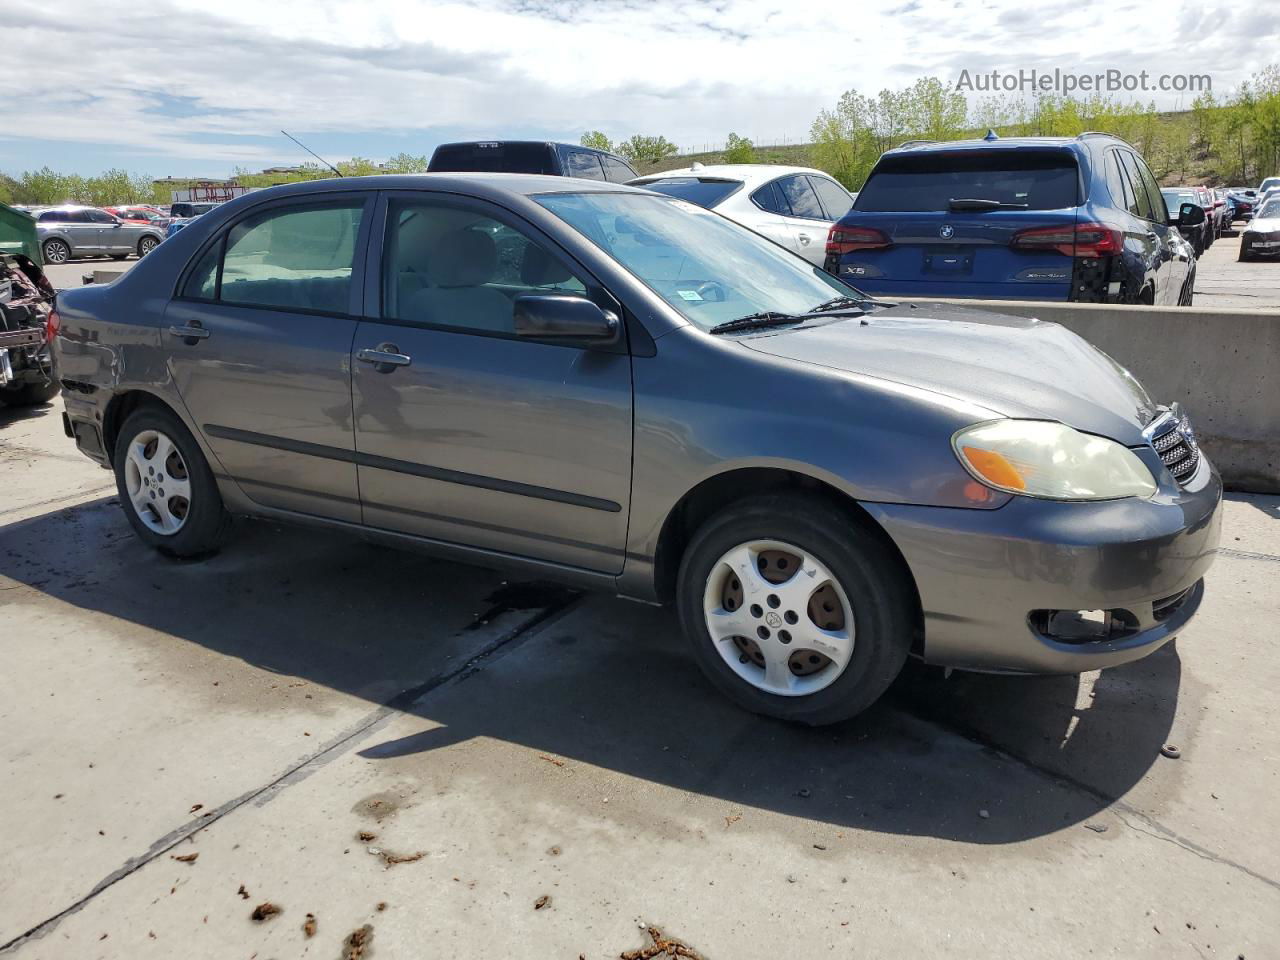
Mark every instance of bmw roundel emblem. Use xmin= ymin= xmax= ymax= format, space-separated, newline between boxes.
xmin=939 ymin=224 xmax=955 ymax=239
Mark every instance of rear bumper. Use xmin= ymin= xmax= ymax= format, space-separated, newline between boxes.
xmin=864 ymin=458 xmax=1222 ymax=674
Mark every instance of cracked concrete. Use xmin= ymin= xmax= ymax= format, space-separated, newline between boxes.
xmin=3 ymin=401 xmax=1279 ymax=958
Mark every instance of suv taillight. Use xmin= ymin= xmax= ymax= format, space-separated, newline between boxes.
xmin=1010 ymin=222 xmax=1122 ymax=258
xmin=45 ymin=309 xmax=60 ymax=342
xmin=826 ymin=225 xmax=892 ymax=256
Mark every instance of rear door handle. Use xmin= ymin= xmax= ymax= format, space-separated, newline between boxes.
xmin=797 ymin=233 xmax=811 ymax=244
xmin=167 ymin=324 xmax=210 ymax=341
xmin=356 ymin=345 xmax=412 ymax=368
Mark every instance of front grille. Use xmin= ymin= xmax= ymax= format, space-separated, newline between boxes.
xmin=1150 ymin=414 xmax=1200 ymax=485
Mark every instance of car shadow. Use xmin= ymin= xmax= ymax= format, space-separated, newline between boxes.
xmin=0 ymin=399 xmax=57 ymax=429
xmin=2 ymin=496 xmax=1179 ymax=844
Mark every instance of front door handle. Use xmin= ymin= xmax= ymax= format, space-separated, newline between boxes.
xmin=356 ymin=345 xmax=412 ymax=369
xmin=167 ymin=324 xmax=210 ymax=342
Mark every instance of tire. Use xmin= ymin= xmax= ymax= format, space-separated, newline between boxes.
xmin=2 ymin=379 xmax=59 ymax=406
xmin=112 ymin=405 xmax=230 ymax=557
xmin=42 ymin=238 xmax=70 ymax=264
xmin=1239 ymin=245 xmax=1253 ymax=262
xmin=676 ymin=493 xmax=915 ymax=726
xmin=137 ymin=235 xmax=159 ymax=257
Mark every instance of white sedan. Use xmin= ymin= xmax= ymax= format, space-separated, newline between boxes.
xmin=1240 ymin=196 xmax=1280 ymax=261
xmin=628 ymin=164 xmax=855 ymax=267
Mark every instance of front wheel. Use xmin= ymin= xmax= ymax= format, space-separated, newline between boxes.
xmin=676 ymin=494 xmax=915 ymax=726
xmin=137 ymin=236 xmax=159 ymax=257
xmin=113 ymin=406 xmax=230 ymax=557
xmin=42 ymin=239 xmax=70 ymax=264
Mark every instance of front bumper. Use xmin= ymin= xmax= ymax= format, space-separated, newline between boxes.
xmin=1241 ymin=234 xmax=1280 ymax=257
xmin=864 ymin=457 xmax=1222 ymax=674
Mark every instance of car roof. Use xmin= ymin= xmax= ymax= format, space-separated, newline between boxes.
xmin=881 ymin=134 xmax=1122 ymax=156
xmin=234 ymin=172 xmax=648 ymax=203
xmin=629 ymin=164 xmax=831 ymax=187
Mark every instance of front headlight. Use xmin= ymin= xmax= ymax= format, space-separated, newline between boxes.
xmin=953 ymin=420 xmax=1157 ymax=501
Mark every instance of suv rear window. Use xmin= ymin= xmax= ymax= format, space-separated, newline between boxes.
xmin=636 ymin=177 xmax=742 ymax=209
xmin=428 ymin=142 xmax=558 ymax=175
xmin=856 ymin=151 xmax=1080 ymax=212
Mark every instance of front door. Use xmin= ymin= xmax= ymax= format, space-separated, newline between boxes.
xmin=164 ymin=194 xmax=373 ymax=522
xmin=351 ymin=194 xmax=633 ymax=573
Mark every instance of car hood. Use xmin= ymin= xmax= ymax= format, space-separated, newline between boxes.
xmin=741 ymin=302 xmax=1157 ymax=444
xmin=1246 ymin=215 xmax=1280 ymax=233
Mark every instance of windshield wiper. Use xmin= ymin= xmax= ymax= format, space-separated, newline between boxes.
xmin=947 ymin=198 xmax=1029 ymax=211
xmin=709 ymin=312 xmax=808 ymax=335
xmin=808 ymin=295 xmax=876 ymax=314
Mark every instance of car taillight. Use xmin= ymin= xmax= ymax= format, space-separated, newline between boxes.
xmin=826 ymin=225 xmax=891 ymax=255
xmin=1010 ymin=222 xmax=1122 ymax=258
xmin=45 ymin=309 xmax=60 ymax=342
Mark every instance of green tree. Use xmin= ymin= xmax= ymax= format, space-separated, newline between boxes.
xmin=723 ymin=133 xmax=755 ymax=164
xmin=580 ymin=131 xmax=614 ymax=153
xmin=903 ymin=77 xmax=967 ymax=142
xmin=382 ymin=152 xmax=430 ymax=174
xmin=617 ymin=135 xmax=679 ymax=165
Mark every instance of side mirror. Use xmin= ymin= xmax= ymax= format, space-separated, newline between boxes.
xmin=514 ymin=295 xmax=619 ymax=344
xmin=1177 ymin=203 xmax=1206 ymax=227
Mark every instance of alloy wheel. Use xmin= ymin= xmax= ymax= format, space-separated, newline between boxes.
xmin=701 ymin=539 xmax=856 ymax=696
xmin=139 ymin=236 xmax=158 ymax=256
xmin=123 ymin=429 xmax=192 ymax=535
xmin=43 ymin=240 xmax=69 ymax=264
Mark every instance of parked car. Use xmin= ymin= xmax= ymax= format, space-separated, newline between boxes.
xmin=825 ymin=133 xmax=1201 ymax=305
xmin=1225 ymin=188 xmax=1255 ymax=220
xmin=33 ymin=205 xmax=164 ymax=263
xmin=627 ymin=164 xmax=854 ymax=267
xmin=52 ymin=174 xmax=1221 ymax=725
xmin=1258 ymin=176 xmax=1280 ymax=196
xmin=165 ymin=214 xmax=204 ymax=239
xmin=1239 ymin=196 xmax=1280 ymax=261
xmin=1161 ymin=188 xmax=1210 ymax=255
xmin=0 ymin=202 xmax=58 ymax=406
xmin=428 ymin=140 xmax=638 ymax=183
xmin=106 ymin=205 xmax=169 ymax=227
xmin=169 ymin=201 xmax=220 ymax=221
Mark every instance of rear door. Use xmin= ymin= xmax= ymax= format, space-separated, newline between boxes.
xmin=1120 ymin=150 xmax=1184 ymax=305
xmin=350 ymin=192 xmax=633 ymax=573
xmin=746 ymin=180 xmax=808 ymax=250
xmin=46 ymin=210 xmax=98 ymax=255
xmin=164 ymin=193 xmax=373 ymax=522
xmin=774 ymin=175 xmax=831 ymax=265
xmin=831 ymin=149 xmax=1081 ymax=300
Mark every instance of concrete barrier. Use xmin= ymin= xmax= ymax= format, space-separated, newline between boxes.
xmin=897 ymin=298 xmax=1280 ymax=494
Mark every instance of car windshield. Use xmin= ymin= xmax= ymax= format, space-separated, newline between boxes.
xmin=632 ymin=177 xmax=742 ymax=209
xmin=1258 ymin=199 xmax=1280 ymax=219
xmin=535 ymin=191 xmax=860 ymax=331
xmin=856 ymin=150 xmax=1079 ymax=212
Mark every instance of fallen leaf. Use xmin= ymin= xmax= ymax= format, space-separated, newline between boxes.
xmin=621 ymin=925 xmax=703 ymax=959
xmin=534 ymin=895 xmax=551 ymax=910
xmin=302 ymin=913 xmax=316 ymax=938
xmin=376 ymin=902 xmax=387 ymax=912
xmin=357 ymin=831 xmax=376 ymax=842
xmin=189 ymin=804 xmax=203 ymax=814
xmin=724 ymin=815 xmax=741 ymax=828
xmin=538 ymin=754 xmax=566 ymax=767
xmin=171 ymin=853 xmax=199 ymax=863
xmin=342 ymin=924 xmax=374 ymax=960
xmin=237 ymin=884 xmax=250 ymax=900
xmin=250 ymin=902 xmax=281 ymax=922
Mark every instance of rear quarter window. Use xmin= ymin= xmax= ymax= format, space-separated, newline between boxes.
xmin=856 ymin=151 xmax=1080 ymax=212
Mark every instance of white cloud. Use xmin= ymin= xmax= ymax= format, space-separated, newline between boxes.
xmin=2 ymin=0 xmax=1276 ymax=169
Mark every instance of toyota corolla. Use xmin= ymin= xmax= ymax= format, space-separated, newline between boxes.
xmin=52 ymin=174 xmax=1221 ymax=725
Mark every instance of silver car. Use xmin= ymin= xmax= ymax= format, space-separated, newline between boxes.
xmin=53 ymin=175 xmax=1220 ymax=726
xmin=629 ymin=164 xmax=855 ymax=266
xmin=34 ymin=205 xmax=164 ymax=263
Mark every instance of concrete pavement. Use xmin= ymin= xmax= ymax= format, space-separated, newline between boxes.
xmin=2 ymin=399 xmax=1279 ymax=959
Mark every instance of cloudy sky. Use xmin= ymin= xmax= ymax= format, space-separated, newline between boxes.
xmin=2 ymin=0 xmax=1276 ymax=177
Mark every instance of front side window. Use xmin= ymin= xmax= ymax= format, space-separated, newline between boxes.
xmin=383 ymin=199 xmax=586 ymax=335
xmin=87 ymin=209 xmax=117 ymax=224
xmin=1134 ymin=157 xmax=1168 ymax=221
xmin=536 ymin=192 xmax=852 ymax=331
xmin=1118 ymin=152 xmax=1155 ymax=220
xmin=211 ymin=201 xmax=365 ymax=313
xmin=778 ymin=175 xmax=825 ymax=220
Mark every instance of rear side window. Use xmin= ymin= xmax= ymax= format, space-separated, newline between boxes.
xmin=428 ymin=142 xmax=558 ymax=175
xmin=637 ymin=177 xmax=742 ymax=209
xmin=777 ymin=175 xmax=825 ymax=219
xmin=191 ymin=201 xmax=365 ymax=314
xmin=810 ymin=177 xmax=853 ymax=220
xmin=1117 ymin=152 xmax=1154 ymax=220
xmin=856 ymin=151 xmax=1080 ymax=212
xmin=750 ymin=182 xmax=788 ymax=214
xmin=601 ymin=156 xmax=637 ymax=183
xmin=564 ymin=150 xmax=606 ymax=180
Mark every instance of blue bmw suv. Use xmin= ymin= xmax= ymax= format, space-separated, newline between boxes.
xmin=824 ymin=133 xmax=1203 ymax=306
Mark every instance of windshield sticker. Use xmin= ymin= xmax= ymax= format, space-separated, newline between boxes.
xmin=676 ymin=289 xmax=704 ymax=302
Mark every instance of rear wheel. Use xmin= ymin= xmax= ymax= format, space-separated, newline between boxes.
xmin=676 ymin=493 xmax=915 ymax=726
xmin=42 ymin=239 xmax=70 ymax=264
xmin=2 ymin=379 xmax=59 ymax=406
xmin=113 ymin=406 xmax=230 ymax=557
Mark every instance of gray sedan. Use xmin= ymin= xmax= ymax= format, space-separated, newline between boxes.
xmin=52 ymin=175 xmax=1220 ymax=725
xmin=34 ymin=205 xmax=164 ymax=263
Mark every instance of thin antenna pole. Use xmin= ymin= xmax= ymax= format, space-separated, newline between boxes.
xmin=281 ymin=130 xmax=343 ymax=177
